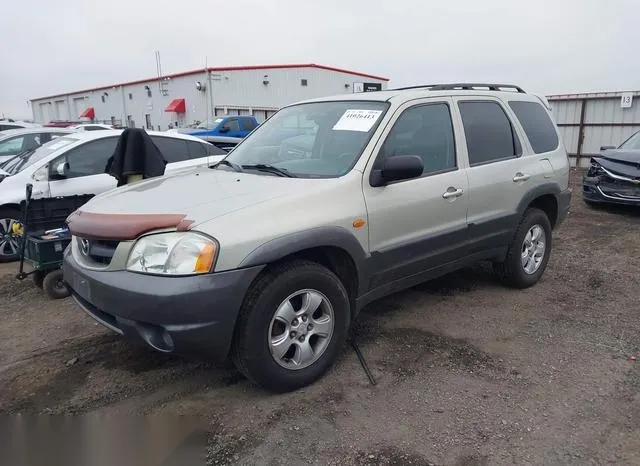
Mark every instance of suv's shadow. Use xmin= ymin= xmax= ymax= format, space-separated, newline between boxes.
xmin=587 ymin=203 xmax=640 ymax=217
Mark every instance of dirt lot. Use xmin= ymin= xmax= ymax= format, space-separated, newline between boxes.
xmin=1 ymin=168 xmax=638 ymax=465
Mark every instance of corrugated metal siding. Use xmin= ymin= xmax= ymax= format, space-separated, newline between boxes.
xmin=548 ymin=93 xmax=640 ymax=167
xmin=30 ymin=67 xmax=388 ymax=130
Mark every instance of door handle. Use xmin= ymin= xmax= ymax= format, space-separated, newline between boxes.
xmin=513 ymin=172 xmax=530 ymax=182
xmin=442 ymin=187 xmax=464 ymax=199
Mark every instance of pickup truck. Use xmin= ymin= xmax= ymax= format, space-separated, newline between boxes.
xmin=185 ymin=116 xmax=259 ymax=139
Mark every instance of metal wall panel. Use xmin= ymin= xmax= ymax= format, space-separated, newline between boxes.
xmin=30 ymin=67 xmax=388 ymax=130
xmin=548 ymin=93 xmax=640 ymax=166
xmin=550 ymin=100 xmax=582 ymax=125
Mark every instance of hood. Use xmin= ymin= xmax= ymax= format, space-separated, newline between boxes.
xmin=594 ymin=149 xmax=640 ymax=178
xmin=79 ymin=168 xmax=328 ymax=228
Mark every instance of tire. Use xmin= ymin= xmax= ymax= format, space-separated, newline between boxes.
xmin=0 ymin=207 xmax=22 ymax=263
xmin=42 ymin=269 xmax=70 ymax=300
xmin=495 ymin=207 xmax=552 ymax=289
xmin=32 ymin=270 xmax=45 ymax=289
xmin=231 ymin=260 xmax=350 ymax=393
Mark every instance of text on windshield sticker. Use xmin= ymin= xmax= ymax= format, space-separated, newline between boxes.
xmin=332 ymin=110 xmax=383 ymax=132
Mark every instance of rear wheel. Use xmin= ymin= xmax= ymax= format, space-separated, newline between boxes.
xmin=495 ymin=207 xmax=552 ymax=289
xmin=42 ymin=269 xmax=70 ymax=300
xmin=0 ymin=208 xmax=22 ymax=263
xmin=231 ymin=260 xmax=350 ymax=392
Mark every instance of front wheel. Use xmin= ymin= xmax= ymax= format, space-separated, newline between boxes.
xmin=0 ymin=208 xmax=22 ymax=263
xmin=495 ymin=207 xmax=552 ymax=289
xmin=231 ymin=260 xmax=350 ymax=392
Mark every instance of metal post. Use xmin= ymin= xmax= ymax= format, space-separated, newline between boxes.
xmin=576 ymin=99 xmax=587 ymax=167
xmin=208 ymin=69 xmax=214 ymax=120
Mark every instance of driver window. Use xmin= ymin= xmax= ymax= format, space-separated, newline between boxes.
xmin=52 ymin=137 xmax=118 ymax=179
xmin=380 ymin=103 xmax=457 ymax=176
xmin=227 ymin=119 xmax=240 ymax=132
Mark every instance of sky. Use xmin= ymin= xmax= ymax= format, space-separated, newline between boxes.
xmin=1 ymin=0 xmax=638 ymax=119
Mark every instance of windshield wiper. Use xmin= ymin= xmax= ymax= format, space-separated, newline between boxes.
xmin=211 ymin=159 xmax=243 ymax=172
xmin=241 ymin=164 xmax=294 ymax=178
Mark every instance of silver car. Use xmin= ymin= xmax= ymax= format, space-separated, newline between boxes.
xmin=63 ymin=83 xmax=572 ymax=392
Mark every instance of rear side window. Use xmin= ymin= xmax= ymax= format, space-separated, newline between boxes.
xmin=150 ymin=136 xmax=189 ymax=163
xmin=240 ymin=118 xmax=257 ymax=131
xmin=508 ymin=101 xmax=559 ymax=154
xmin=202 ymin=142 xmax=227 ymax=156
xmin=458 ymin=101 xmax=521 ymax=166
xmin=186 ymin=140 xmax=206 ymax=159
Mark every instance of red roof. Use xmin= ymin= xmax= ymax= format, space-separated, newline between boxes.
xmin=164 ymin=98 xmax=186 ymax=113
xmin=31 ymin=64 xmax=390 ymax=101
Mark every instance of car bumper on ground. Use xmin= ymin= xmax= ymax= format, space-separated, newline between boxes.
xmin=556 ymin=187 xmax=572 ymax=226
xmin=583 ymin=175 xmax=640 ymax=206
xmin=62 ymin=248 xmax=264 ymax=359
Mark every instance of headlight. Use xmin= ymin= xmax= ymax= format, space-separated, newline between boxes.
xmin=126 ymin=232 xmax=218 ymax=275
xmin=587 ymin=160 xmax=604 ymax=177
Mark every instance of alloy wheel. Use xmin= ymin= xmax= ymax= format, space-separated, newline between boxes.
xmin=521 ymin=224 xmax=546 ymax=275
xmin=0 ymin=217 xmax=20 ymax=258
xmin=268 ymin=289 xmax=335 ymax=370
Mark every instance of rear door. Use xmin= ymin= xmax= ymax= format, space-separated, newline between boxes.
xmin=48 ymin=137 xmax=119 ymax=197
xmin=453 ymin=97 xmax=546 ymax=254
xmin=239 ymin=117 xmax=258 ymax=137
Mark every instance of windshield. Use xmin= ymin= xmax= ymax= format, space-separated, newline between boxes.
xmin=195 ymin=119 xmax=224 ymax=130
xmin=0 ymin=136 xmax=77 ymax=175
xmin=619 ymin=130 xmax=640 ymax=150
xmin=222 ymin=101 xmax=388 ymax=178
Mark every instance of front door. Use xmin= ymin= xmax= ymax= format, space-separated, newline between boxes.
xmin=362 ymin=98 xmax=469 ymax=289
xmin=48 ymin=137 xmax=118 ymax=198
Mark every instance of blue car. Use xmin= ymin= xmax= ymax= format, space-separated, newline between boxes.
xmin=188 ymin=116 xmax=259 ymax=139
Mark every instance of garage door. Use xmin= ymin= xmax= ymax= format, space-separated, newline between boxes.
xmin=39 ymin=102 xmax=53 ymax=122
xmin=73 ymin=98 xmax=86 ymax=119
xmin=55 ymin=100 xmax=68 ymax=120
xmin=238 ymin=109 xmax=251 ymax=116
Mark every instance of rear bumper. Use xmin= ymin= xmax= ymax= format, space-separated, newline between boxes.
xmin=556 ymin=187 xmax=572 ymax=226
xmin=583 ymin=176 xmax=640 ymax=206
xmin=63 ymin=248 xmax=263 ymax=359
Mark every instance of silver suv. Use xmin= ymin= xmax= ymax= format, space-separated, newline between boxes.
xmin=63 ymin=83 xmax=571 ymax=392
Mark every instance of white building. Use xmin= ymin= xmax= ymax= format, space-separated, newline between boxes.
xmin=547 ymin=90 xmax=640 ymax=167
xmin=29 ymin=63 xmax=389 ymax=130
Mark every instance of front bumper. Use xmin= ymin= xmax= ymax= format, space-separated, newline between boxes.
xmin=63 ymin=248 xmax=264 ymax=359
xmin=583 ymin=176 xmax=640 ymax=206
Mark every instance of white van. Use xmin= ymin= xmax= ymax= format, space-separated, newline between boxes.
xmin=0 ymin=129 xmax=226 ymax=261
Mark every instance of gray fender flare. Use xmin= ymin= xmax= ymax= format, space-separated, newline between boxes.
xmin=238 ymin=226 xmax=370 ymax=293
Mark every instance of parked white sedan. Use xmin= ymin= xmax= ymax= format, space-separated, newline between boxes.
xmin=0 ymin=130 xmax=226 ymax=261
xmin=68 ymin=123 xmax=115 ymax=131
xmin=0 ymin=127 xmax=74 ymax=163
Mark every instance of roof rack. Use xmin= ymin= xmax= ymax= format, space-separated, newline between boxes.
xmin=392 ymin=83 xmax=526 ymax=93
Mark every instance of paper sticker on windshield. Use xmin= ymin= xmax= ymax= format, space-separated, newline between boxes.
xmin=332 ymin=110 xmax=383 ymax=132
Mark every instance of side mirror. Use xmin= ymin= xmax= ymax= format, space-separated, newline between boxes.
xmin=219 ymin=125 xmax=230 ymax=133
xmin=600 ymin=145 xmax=616 ymax=151
xmin=370 ymin=155 xmax=424 ymax=187
xmin=50 ymin=161 xmax=69 ymax=180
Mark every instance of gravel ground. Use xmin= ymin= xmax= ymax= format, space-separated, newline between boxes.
xmin=0 ymin=168 xmax=638 ymax=465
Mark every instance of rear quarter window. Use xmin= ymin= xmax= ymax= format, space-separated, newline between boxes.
xmin=508 ymin=101 xmax=559 ymax=154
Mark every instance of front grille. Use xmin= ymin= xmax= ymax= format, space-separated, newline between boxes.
xmin=79 ymin=238 xmax=119 ymax=265
xmin=599 ymin=178 xmax=640 ymax=200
